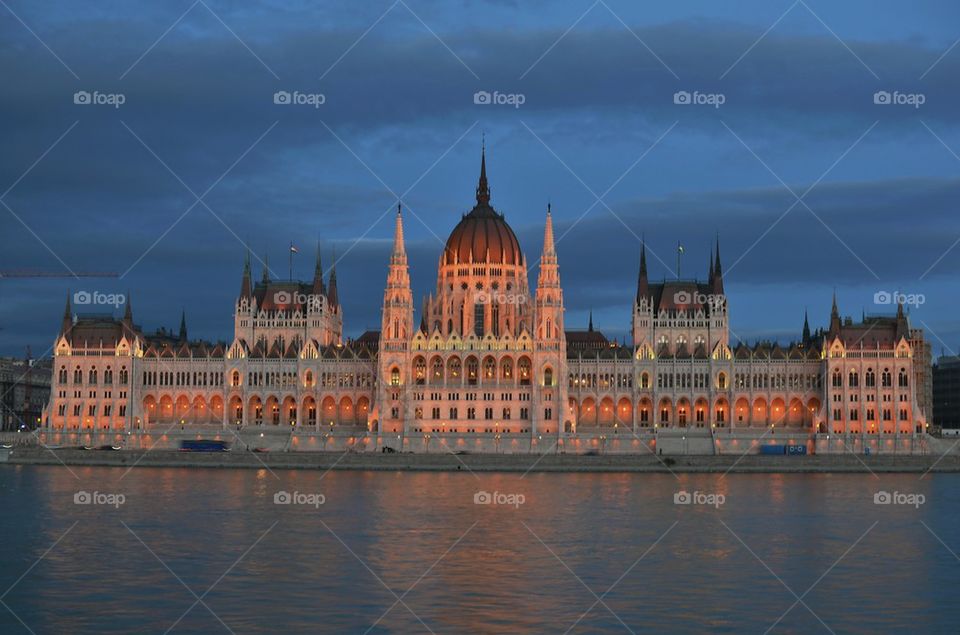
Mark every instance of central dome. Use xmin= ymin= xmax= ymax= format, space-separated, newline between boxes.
xmin=442 ymin=147 xmax=523 ymax=266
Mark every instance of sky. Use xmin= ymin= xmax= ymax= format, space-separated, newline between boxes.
xmin=1 ymin=0 xmax=960 ymax=358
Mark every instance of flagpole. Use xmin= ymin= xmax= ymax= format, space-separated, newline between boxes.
xmin=289 ymin=241 xmax=293 ymax=281
xmin=677 ymin=241 xmax=681 ymax=280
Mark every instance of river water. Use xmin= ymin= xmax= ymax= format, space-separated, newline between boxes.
xmin=1 ymin=465 xmax=958 ymax=634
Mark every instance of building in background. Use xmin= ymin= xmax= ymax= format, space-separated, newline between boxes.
xmin=0 ymin=350 xmax=52 ymax=431
xmin=933 ymin=355 xmax=960 ymax=429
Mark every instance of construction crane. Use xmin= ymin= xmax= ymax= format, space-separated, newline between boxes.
xmin=0 ymin=270 xmax=118 ymax=279
xmin=0 ymin=270 xmax=119 ymax=330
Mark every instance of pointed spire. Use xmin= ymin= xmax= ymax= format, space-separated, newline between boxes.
xmin=328 ymin=249 xmax=339 ymax=309
xmin=712 ymin=235 xmax=724 ymax=294
xmin=714 ymin=235 xmax=722 ymax=274
xmin=802 ymin=309 xmax=811 ymax=343
xmin=588 ymin=310 xmax=594 ymax=332
xmin=476 ymin=139 xmax=490 ymax=206
xmin=312 ymin=241 xmax=325 ymax=296
xmin=393 ymin=203 xmax=406 ymax=258
xmin=124 ymin=293 xmax=133 ymax=322
xmin=61 ymin=292 xmax=72 ymax=334
xmin=179 ymin=310 xmax=187 ymax=342
xmin=636 ymin=239 xmax=649 ymax=303
xmin=262 ymin=253 xmax=270 ymax=283
xmin=542 ymin=202 xmax=555 ymax=256
xmin=240 ymin=250 xmax=253 ymax=299
xmin=709 ymin=245 xmax=715 ymax=282
xmin=829 ymin=290 xmax=841 ymax=334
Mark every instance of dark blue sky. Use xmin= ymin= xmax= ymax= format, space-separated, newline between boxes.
xmin=2 ymin=0 xmax=960 ymax=357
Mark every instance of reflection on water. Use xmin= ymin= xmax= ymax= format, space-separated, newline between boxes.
xmin=1 ymin=466 xmax=958 ymax=634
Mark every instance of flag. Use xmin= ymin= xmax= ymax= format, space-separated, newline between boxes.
xmin=289 ymin=243 xmax=299 ymax=254
xmin=677 ymin=244 xmax=684 ymax=254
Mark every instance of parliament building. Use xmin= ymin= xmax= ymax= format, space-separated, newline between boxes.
xmin=42 ymin=148 xmax=933 ymax=454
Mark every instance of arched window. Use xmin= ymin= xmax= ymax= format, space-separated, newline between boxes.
xmin=390 ymin=367 xmax=400 ymax=386
xmin=104 ymin=367 xmax=113 ymax=384
xmin=483 ymin=358 xmax=496 ymax=380
xmin=543 ymin=367 xmax=554 ymax=387
xmin=718 ymin=372 xmax=727 ymax=390
xmin=898 ymin=369 xmax=908 ymax=387
xmin=518 ymin=358 xmax=532 ymax=385
xmin=88 ymin=367 xmax=97 ymax=384
xmin=58 ymin=366 xmax=67 ymax=383
xmin=413 ymin=357 xmax=426 ymax=384
xmin=640 ymin=372 xmax=650 ymax=389
xmin=832 ymin=369 xmax=842 ymax=388
xmin=232 ymin=370 xmax=241 ymax=387
xmin=865 ymin=368 xmax=876 ymax=387
xmin=848 ymin=371 xmax=858 ymax=388
xmin=119 ymin=366 xmax=128 ymax=384
xmin=882 ymin=369 xmax=892 ymax=387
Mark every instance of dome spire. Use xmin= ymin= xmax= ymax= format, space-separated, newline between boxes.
xmin=476 ymin=137 xmax=490 ymax=206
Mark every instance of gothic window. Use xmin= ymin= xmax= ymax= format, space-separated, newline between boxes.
xmin=518 ymin=358 xmax=532 ymax=385
xmin=466 ymin=358 xmax=479 ymax=385
xmin=483 ymin=357 xmax=496 ymax=381
xmin=390 ymin=368 xmax=400 ymax=386
xmin=849 ymin=371 xmax=859 ymax=388
xmin=882 ymin=369 xmax=892 ymax=387
xmin=898 ymin=369 xmax=908 ymax=387
xmin=866 ymin=368 xmax=876 ymax=387
xmin=544 ymin=367 xmax=554 ymax=387
xmin=414 ymin=357 xmax=426 ymax=384
xmin=474 ymin=303 xmax=484 ymax=337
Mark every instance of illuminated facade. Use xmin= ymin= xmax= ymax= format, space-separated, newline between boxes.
xmin=42 ymin=148 xmax=931 ymax=453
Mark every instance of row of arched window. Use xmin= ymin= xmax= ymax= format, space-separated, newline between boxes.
xmin=59 ymin=365 xmax=128 ymax=385
xmin=831 ymin=368 xmax=908 ymax=388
